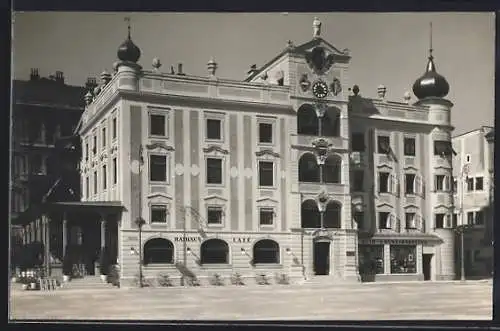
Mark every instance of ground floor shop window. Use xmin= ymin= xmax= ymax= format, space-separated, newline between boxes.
xmin=358 ymin=245 xmax=384 ymax=274
xmin=143 ymin=238 xmax=174 ymax=265
xmin=253 ymin=239 xmax=280 ymax=264
xmin=390 ymin=245 xmax=417 ymax=274
xmin=200 ymin=239 xmax=229 ymax=264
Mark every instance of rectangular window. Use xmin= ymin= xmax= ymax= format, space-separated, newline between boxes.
xmin=151 ymin=205 xmax=167 ymax=224
xmin=405 ymin=212 xmax=416 ymax=229
xmin=258 ymin=161 xmax=274 ymax=187
xmin=93 ymin=135 xmax=97 ymax=155
xmin=405 ymin=174 xmax=416 ymax=194
xmin=467 ymin=177 xmax=474 ymax=191
xmin=390 ymin=245 xmax=417 ymax=274
xmin=85 ymin=176 xmax=89 ymax=198
xmin=377 ymin=135 xmax=391 ymax=154
xmin=452 ymin=213 xmax=458 ymax=228
xmin=102 ymin=165 xmax=107 ymax=190
xmin=85 ymin=142 xmax=89 ymax=160
xmin=206 ymin=158 xmax=223 ymax=184
xmin=467 ymin=211 xmax=474 ymax=225
xmin=378 ymin=172 xmax=390 ymax=193
xmin=206 ymin=119 xmax=221 ymax=140
xmin=475 ymin=177 xmax=484 ymax=190
xmin=207 ymin=206 xmax=223 ymax=225
xmin=112 ymin=157 xmax=117 ymax=184
xmin=434 ymin=140 xmax=452 ymax=156
xmin=359 ymin=245 xmax=384 ymax=274
xmin=150 ymin=114 xmax=166 ymax=136
xmin=435 ymin=213 xmax=445 ymax=228
xmin=404 ymin=137 xmax=416 ymax=156
xmin=101 ymin=127 xmax=106 ymax=148
xmin=453 ymin=177 xmax=458 ymax=193
xmin=351 ymin=133 xmax=365 ymax=152
xmin=378 ymin=212 xmax=390 ymax=229
xmin=353 ymin=170 xmax=364 ymax=192
xmin=259 ymin=208 xmax=274 ymax=226
xmin=434 ymin=175 xmax=445 ymax=191
xmin=354 ymin=211 xmax=364 ymax=228
xmin=93 ymin=171 xmax=98 ymax=195
xmin=112 ymin=117 xmax=117 ymax=139
xmin=475 ymin=211 xmax=484 ymax=225
xmin=150 ymin=155 xmax=167 ymax=182
xmin=259 ymin=123 xmax=273 ymax=144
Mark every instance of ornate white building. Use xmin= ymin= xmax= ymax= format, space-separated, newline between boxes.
xmin=71 ymin=18 xmax=459 ymax=286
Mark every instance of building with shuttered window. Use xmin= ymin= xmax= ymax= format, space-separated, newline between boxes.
xmin=17 ymin=18 xmax=459 ymax=286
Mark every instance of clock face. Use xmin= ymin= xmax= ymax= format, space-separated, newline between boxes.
xmin=312 ymin=80 xmax=329 ymax=98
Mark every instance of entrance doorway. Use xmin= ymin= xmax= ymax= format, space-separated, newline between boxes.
xmin=313 ymin=241 xmax=330 ymax=275
xmin=423 ymin=254 xmax=433 ymax=281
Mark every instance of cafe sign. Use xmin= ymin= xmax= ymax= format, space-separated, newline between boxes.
xmin=360 ymin=239 xmax=421 ymax=245
xmin=173 ymin=236 xmax=252 ymax=243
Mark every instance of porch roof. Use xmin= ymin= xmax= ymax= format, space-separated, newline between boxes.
xmin=12 ymin=201 xmax=125 ymax=225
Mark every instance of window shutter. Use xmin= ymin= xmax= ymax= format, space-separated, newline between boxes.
xmin=415 ymin=175 xmax=421 ymax=195
xmin=433 ymin=175 xmax=438 ymax=192
xmin=444 ymin=176 xmax=450 ymax=192
xmin=389 ymin=214 xmax=395 ymax=230
xmin=445 ymin=214 xmax=452 ymax=228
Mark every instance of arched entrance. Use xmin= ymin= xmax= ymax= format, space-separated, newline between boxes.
xmin=313 ymin=237 xmax=331 ymax=275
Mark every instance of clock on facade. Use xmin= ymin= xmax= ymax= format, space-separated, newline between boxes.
xmin=312 ymin=80 xmax=329 ymax=98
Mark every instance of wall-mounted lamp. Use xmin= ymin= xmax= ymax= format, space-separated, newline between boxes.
xmin=286 ymin=247 xmax=292 ymax=255
xmin=186 ymin=247 xmax=192 ymax=255
xmin=241 ymin=247 xmax=251 ymax=258
xmin=130 ymin=247 xmax=138 ymax=255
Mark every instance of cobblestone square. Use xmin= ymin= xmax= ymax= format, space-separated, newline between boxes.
xmin=10 ymin=280 xmax=492 ymax=320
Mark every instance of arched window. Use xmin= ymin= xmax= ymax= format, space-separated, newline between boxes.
xmin=299 ymin=153 xmax=320 ymax=182
xmin=253 ymin=239 xmax=280 ymax=264
xmin=143 ymin=238 xmax=174 ymax=265
xmin=200 ymin=239 xmax=229 ymax=264
xmin=297 ymin=104 xmax=319 ymax=135
xmin=301 ymin=200 xmax=321 ymax=228
xmin=321 ymin=108 xmax=341 ymax=137
xmin=323 ymin=155 xmax=342 ymax=184
xmin=324 ymin=201 xmax=342 ymax=229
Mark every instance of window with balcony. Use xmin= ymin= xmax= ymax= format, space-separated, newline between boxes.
xmin=259 ymin=208 xmax=274 ymax=226
xmin=150 ymin=155 xmax=167 ymax=182
xmin=351 ymin=133 xmax=365 ymax=152
xmin=435 ymin=213 xmax=445 ymax=228
xmin=404 ymin=137 xmax=416 ymax=156
xmin=259 ymin=123 xmax=273 ymax=144
xmin=207 ymin=206 xmax=223 ymax=225
xmin=206 ymin=118 xmax=222 ymax=140
xmin=258 ymin=161 xmax=274 ymax=187
xmin=353 ymin=170 xmax=364 ymax=192
xmin=475 ymin=177 xmax=484 ymax=190
xmin=377 ymin=135 xmax=391 ymax=154
xmin=150 ymin=205 xmax=168 ymax=224
xmin=378 ymin=172 xmax=390 ymax=193
xmin=206 ymin=158 xmax=223 ymax=184
xmin=150 ymin=114 xmax=166 ymax=137
xmin=405 ymin=174 xmax=416 ymax=194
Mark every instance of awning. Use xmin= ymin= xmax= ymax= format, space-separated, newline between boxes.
xmin=11 ymin=201 xmax=125 ymax=226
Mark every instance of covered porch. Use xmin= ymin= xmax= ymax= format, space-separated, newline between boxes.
xmin=12 ymin=201 xmax=124 ymax=278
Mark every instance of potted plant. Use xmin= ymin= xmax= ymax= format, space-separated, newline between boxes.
xmin=62 ymin=247 xmax=73 ymax=282
xmin=99 ymin=248 xmax=110 ymax=283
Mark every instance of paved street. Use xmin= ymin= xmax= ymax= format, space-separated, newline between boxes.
xmin=10 ymin=280 xmax=492 ymax=320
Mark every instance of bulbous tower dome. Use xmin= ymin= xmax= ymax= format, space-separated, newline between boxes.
xmin=412 ymin=54 xmax=449 ymax=99
xmin=117 ymin=20 xmax=141 ymax=63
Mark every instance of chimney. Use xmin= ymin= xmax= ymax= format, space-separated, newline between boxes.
xmin=30 ymin=68 xmax=40 ymax=81
xmin=55 ymin=71 xmax=65 ymax=84
xmin=177 ymin=63 xmax=185 ymax=76
xmin=85 ymin=77 xmax=97 ymax=91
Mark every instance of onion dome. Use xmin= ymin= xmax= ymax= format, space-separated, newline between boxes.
xmin=117 ymin=20 xmax=141 ymax=63
xmin=412 ymin=54 xmax=449 ymax=99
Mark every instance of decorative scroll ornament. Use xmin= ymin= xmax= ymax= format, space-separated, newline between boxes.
xmin=299 ymin=74 xmax=311 ymax=92
xmin=317 ymin=191 xmax=329 ymax=212
xmin=203 ymin=145 xmax=229 ymax=155
xmin=330 ymin=77 xmax=342 ymax=96
xmin=145 ymin=142 xmax=175 ymax=152
xmin=255 ymin=149 xmax=280 ymax=158
xmin=312 ymin=138 xmax=332 ymax=165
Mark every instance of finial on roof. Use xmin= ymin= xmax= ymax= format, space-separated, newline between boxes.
xmin=125 ymin=16 xmax=131 ymax=40
xmin=117 ymin=16 xmax=141 ymax=63
xmin=313 ymin=17 xmax=322 ymax=38
xmin=429 ymin=22 xmax=433 ymax=60
xmin=207 ymin=57 xmax=218 ymax=76
xmin=377 ymin=85 xmax=387 ymax=99
xmin=84 ymin=91 xmax=93 ymax=106
xmin=403 ymin=91 xmax=411 ymax=104
xmin=152 ymin=57 xmax=162 ymax=71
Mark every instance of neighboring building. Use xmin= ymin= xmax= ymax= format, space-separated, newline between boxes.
xmin=452 ymin=126 xmax=494 ymax=278
xmin=16 ymin=18 xmax=458 ymax=286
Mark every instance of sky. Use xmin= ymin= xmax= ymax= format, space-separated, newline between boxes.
xmin=12 ymin=12 xmax=495 ymax=135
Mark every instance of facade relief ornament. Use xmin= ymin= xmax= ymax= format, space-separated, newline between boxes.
xmin=255 ymin=149 xmax=280 ymax=158
xmin=145 ymin=142 xmax=175 ymax=152
xmin=312 ymin=138 xmax=332 ymax=165
xmin=317 ymin=191 xmax=330 ymax=212
xmin=305 ymin=46 xmax=335 ymax=75
xmin=299 ymin=74 xmax=311 ymax=92
xmin=203 ymin=145 xmax=229 ymax=155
